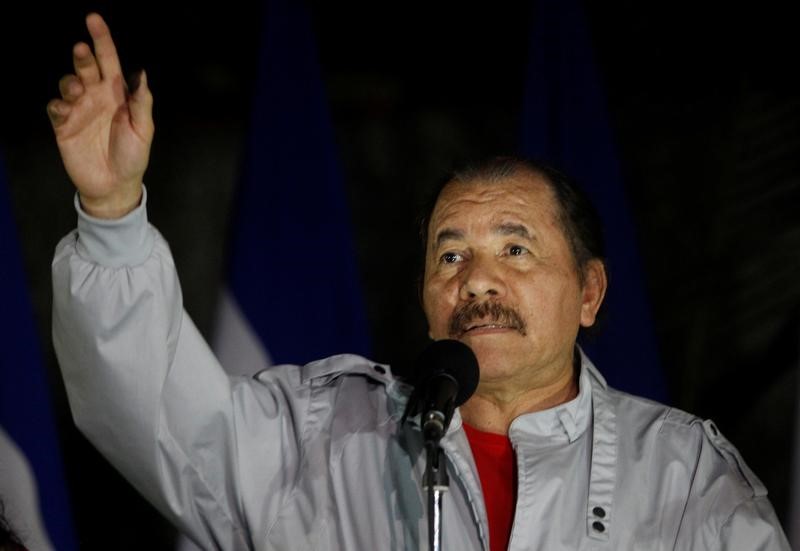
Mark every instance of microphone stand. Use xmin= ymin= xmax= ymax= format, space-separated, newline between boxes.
xmin=422 ymin=407 xmax=451 ymax=551
xmin=423 ymin=441 xmax=449 ymax=551
xmin=403 ymin=339 xmax=479 ymax=550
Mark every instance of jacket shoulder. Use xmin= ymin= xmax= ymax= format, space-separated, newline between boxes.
xmin=249 ymin=354 xmax=410 ymax=426
xmin=606 ymin=386 xmax=767 ymax=500
xmin=251 ymin=353 xmax=401 ymax=390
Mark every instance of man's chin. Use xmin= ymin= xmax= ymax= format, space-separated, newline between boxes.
xmin=458 ymin=333 xmax=528 ymax=367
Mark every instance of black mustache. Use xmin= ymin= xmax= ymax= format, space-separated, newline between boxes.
xmin=448 ymin=301 xmax=527 ymax=337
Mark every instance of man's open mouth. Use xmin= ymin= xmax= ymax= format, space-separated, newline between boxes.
xmin=464 ymin=322 xmax=513 ymax=333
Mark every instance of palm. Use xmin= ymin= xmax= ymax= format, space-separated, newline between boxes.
xmin=55 ymin=80 xmax=149 ymax=198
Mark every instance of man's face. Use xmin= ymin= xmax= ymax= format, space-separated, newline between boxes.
xmin=422 ymin=173 xmax=604 ymax=388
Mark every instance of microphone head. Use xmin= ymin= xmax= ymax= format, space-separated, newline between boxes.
xmin=413 ymin=339 xmax=479 ymax=407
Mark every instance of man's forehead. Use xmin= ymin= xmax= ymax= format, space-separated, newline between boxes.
xmin=429 ymin=173 xmax=557 ymax=228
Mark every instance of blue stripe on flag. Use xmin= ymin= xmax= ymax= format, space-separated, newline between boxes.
xmin=0 ymin=152 xmax=77 ymax=549
xmin=521 ymin=0 xmax=667 ymax=401
xmin=226 ymin=0 xmax=371 ymax=365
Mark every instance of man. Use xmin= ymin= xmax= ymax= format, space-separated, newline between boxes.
xmin=48 ymin=13 xmax=789 ymax=550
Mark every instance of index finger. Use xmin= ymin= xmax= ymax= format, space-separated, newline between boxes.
xmin=85 ymin=13 xmax=123 ymax=81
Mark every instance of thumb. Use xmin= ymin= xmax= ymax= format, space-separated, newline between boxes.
xmin=129 ymin=70 xmax=154 ymax=134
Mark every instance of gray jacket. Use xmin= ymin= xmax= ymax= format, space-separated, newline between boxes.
xmin=52 ymin=191 xmax=789 ymax=550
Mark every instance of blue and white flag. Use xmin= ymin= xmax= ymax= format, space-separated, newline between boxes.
xmin=212 ymin=0 xmax=371 ymax=375
xmin=0 ymin=153 xmax=76 ymax=550
xmin=521 ymin=0 xmax=667 ymax=400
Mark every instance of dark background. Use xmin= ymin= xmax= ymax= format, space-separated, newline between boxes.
xmin=2 ymin=1 xmax=799 ymax=548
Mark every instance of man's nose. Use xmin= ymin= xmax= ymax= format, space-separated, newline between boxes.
xmin=458 ymin=254 xmax=506 ymax=301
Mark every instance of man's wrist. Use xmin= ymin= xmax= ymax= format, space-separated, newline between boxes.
xmin=78 ymin=184 xmax=144 ymax=219
xmin=75 ymin=185 xmax=154 ymax=268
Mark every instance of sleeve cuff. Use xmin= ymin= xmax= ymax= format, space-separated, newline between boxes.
xmin=75 ymin=186 xmax=155 ymax=268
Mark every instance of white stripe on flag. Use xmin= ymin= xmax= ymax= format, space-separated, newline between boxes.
xmin=0 ymin=426 xmax=54 ymax=551
xmin=211 ymin=287 xmax=273 ymax=377
xmin=790 ymin=325 xmax=800 ymax=548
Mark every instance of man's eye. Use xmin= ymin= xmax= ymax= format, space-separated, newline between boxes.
xmin=508 ymin=245 xmax=528 ymax=256
xmin=440 ymin=252 xmax=461 ymax=264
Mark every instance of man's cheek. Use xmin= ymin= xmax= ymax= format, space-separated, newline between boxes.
xmin=435 ymin=311 xmax=453 ymax=338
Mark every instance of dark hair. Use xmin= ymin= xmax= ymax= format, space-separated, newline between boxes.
xmin=418 ymin=156 xmax=606 ymax=286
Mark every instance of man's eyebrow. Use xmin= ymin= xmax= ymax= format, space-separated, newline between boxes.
xmin=433 ymin=228 xmax=464 ymax=250
xmin=495 ymin=222 xmax=533 ymax=240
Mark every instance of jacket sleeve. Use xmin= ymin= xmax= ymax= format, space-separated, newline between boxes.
xmin=717 ymin=498 xmax=790 ymax=551
xmin=686 ymin=420 xmax=791 ymax=551
xmin=52 ymin=190 xmax=305 ymax=550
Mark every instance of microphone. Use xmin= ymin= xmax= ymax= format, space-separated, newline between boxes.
xmin=403 ymin=340 xmax=479 ymax=445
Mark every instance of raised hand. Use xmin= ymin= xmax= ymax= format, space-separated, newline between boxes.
xmin=47 ymin=13 xmax=153 ymax=219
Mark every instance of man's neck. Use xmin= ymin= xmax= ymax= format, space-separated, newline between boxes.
xmin=459 ymin=364 xmax=578 ymax=435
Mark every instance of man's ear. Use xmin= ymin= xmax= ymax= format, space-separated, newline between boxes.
xmin=579 ymin=259 xmax=607 ymax=327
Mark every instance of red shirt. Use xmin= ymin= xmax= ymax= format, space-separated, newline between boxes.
xmin=463 ymin=423 xmax=517 ymax=551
